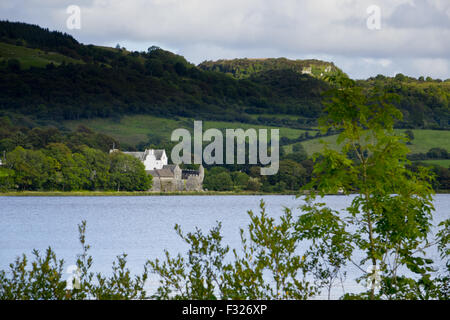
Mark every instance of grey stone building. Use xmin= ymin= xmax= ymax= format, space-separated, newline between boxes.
xmin=148 ymin=164 xmax=204 ymax=192
xmin=110 ymin=148 xmax=204 ymax=192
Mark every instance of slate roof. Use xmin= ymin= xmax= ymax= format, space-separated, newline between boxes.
xmin=123 ymin=151 xmax=146 ymax=161
xmin=153 ymin=150 xmax=165 ymax=160
xmin=147 ymin=164 xmax=178 ymax=178
xmin=182 ymin=169 xmax=200 ymax=179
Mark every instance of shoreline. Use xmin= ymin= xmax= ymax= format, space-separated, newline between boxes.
xmin=0 ymin=190 xmax=449 ymax=196
xmin=0 ymin=191 xmax=298 ymax=197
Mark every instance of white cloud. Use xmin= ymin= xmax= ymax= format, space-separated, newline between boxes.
xmin=0 ymin=0 xmax=449 ymax=79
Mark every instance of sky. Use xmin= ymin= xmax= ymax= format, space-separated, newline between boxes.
xmin=0 ymin=0 xmax=449 ymax=79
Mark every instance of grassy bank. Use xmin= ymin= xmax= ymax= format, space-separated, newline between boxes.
xmin=64 ymin=114 xmax=309 ymax=147
xmin=283 ymin=129 xmax=450 ymax=156
xmin=1 ymin=190 xmax=448 ymax=196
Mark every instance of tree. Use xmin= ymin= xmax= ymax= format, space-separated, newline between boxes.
xmin=145 ymin=59 xmax=164 ymax=77
xmin=300 ymin=74 xmax=441 ymax=299
xmin=150 ymin=201 xmax=317 ymax=299
xmin=270 ymin=160 xmax=307 ymax=191
xmin=283 ymin=150 xmax=307 ymax=163
xmin=44 ymin=143 xmax=89 ymax=191
xmin=292 ymin=142 xmax=306 ymax=153
xmin=0 ymin=221 xmax=149 ymax=300
xmin=79 ymin=146 xmax=110 ymax=190
xmin=404 ymin=129 xmax=414 ymax=142
xmin=231 ymin=171 xmax=249 ymax=190
xmin=246 ymin=177 xmax=262 ymax=191
xmin=0 ymin=167 xmax=15 ymax=191
xmin=6 ymin=146 xmax=58 ymax=190
xmin=174 ymin=62 xmax=187 ymax=76
xmin=203 ymin=167 xmax=233 ymax=191
xmin=147 ymin=45 xmax=161 ymax=53
xmin=109 ymin=152 xmax=151 ymax=191
xmin=426 ymin=148 xmax=448 ymax=159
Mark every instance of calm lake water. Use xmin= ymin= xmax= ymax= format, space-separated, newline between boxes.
xmin=1 ymin=195 xmax=449 ymax=299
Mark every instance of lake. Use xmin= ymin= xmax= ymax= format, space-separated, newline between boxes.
xmin=1 ymin=194 xmax=448 ymax=299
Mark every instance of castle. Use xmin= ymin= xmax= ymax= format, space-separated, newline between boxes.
xmin=109 ymin=149 xmax=204 ymax=192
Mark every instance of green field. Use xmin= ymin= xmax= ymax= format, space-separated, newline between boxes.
xmin=64 ymin=115 xmax=309 ymax=147
xmin=0 ymin=42 xmax=83 ymax=69
xmin=64 ymin=116 xmax=450 ymax=156
xmin=203 ymin=120 xmax=309 ymax=139
xmin=286 ymin=129 xmax=450 ymax=156
xmin=416 ymin=159 xmax=450 ymax=168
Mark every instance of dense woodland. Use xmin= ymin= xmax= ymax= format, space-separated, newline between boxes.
xmin=0 ymin=118 xmax=151 ymax=191
xmin=0 ymin=21 xmax=449 ymax=129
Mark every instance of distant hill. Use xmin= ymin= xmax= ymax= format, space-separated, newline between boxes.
xmin=0 ymin=21 xmax=329 ymax=125
xmin=198 ymin=57 xmax=342 ymax=80
xmin=0 ymin=41 xmax=84 ymax=69
xmin=0 ymin=20 xmax=449 ymax=131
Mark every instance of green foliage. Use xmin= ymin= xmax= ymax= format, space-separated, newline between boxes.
xmin=0 ymin=202 xmax=318 ymax=300
xmin=359 ymin=76 xmax=450 ymax=129
xmin=282 ymin=142 xmax=308 ymax=163
xmin=199 ymin=58 xmax=340 ymax=80
xmin=150 ymin=201 xmax=317 ymax=299
xmin=150 ymin=223 xmax=229 ymax=299
xmin=0 ymin=248 xmax=67 ymax=299
xmin=0 ymin=221 xmax=150 ymax=300
xmin=427 ymin=148 xmax=449 ymax=159
xmin=297 ymin=202 xmax=353 ymax=299
xmin=231 ymin=171 xmax=249 ymax=190
xmin=6 ymin=146 xmax=59 ymax=190
xmin=404 ymin=129 xmax=414 ymax=143
xmin=0 ymin=205 xmax=447 ymax=300
xmin=246 ymin=177 xmax=262 ymax=191
xmin=0 ymin=167 xmax=15 ymax=191
xmin=203 ymin=167 xmax=233 ymax=191
xmin=2 ymin=146 xmax=152 ymax=192
xmin=109 ymin=151 xmax=152 ymax=191
xmin=0 ymin=120 xmax=118 ymax=153
xmin=226 ymin=201 xmax=316 ymax=299
xmin=0 ymin=120 xmax=152 ymax=192
xmin=301 ymin=73 xmax=445 ymax=299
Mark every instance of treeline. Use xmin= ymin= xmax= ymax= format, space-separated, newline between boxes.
xmin=0 ymin=145 xmax=151 ymax=192
xmin=198 ymin=57 xmax=340 ymax=79
xmin=407 ymin=147 xmax=450 ymax=161
xmin=0 ymin=20 xmax=121 ymax=64
xmin=203 ymin=142 xmax=313 ymax=192
xmin=0 ymin=118 xmax=151 ymax=192
xmin=359 ymin=74 xmax=450 ymax=129
xmin=0 ymin=51 xmax=325 ymax=123
xmin=202 ymin=142 xmax=450 ymax=193
xmin=0 ymin=116 xmax=118 ymax=152
xmin=407 ymin=162 xmax=450 ymax=191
